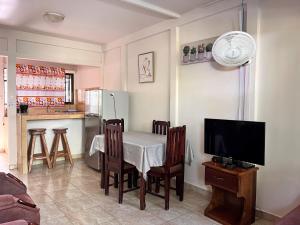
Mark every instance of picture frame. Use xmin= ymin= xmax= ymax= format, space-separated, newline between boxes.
xmin=138 ymin=51 xmax=154 ymax=83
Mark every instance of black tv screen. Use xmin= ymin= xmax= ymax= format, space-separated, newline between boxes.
xmin=204 ymin=118 xmax=265 ymax=165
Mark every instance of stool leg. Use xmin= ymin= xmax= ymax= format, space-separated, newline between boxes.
xmin=52 ymin=134 xmax=60 ymax=167
xmin=27 ymin=135 xmax=36 ymax=173
xmin=39 ymin=135 xmax=47 ymax=167
xmin=61 ymin=133 xmax=74 ymax=166
xmin=50 ymin=133 xmax=58 ymax=163
xmin=40 ymin=134 xmax=52 ymax=169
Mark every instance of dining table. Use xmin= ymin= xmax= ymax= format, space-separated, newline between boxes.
xmin=89 ymin=131 xmax=194 ymax=210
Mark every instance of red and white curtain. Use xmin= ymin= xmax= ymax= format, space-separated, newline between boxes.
xmin=16 ymin=64 xmax=65 ymax=107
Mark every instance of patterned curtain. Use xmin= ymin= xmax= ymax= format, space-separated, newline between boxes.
xmin=16 ymin=64 xmax=65 ymax=107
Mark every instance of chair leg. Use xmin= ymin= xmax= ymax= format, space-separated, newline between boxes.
xmin=128 ymin=173 xmax=133 ymax=189
xmin=114 ymin=173 xmax=119 ymax=188
xmin=105 ymin=167 xmax=110 ymax=196
xmin=164 ymin=175 xmax=170 ymax=210
xmin=147 ymin=175 xmax=152 ymax=192
xmin=176 ymin=176 xmax=180 ymax=196
xmin=133 ymin=169 xmax=138 ymax=187
xmin=155 ymin=177 xmax=160 ymax=193
xmin=100 ymin=153 xmax=105 ymax=189
xmin=119 ymin=172 xmax=124 ymax=204
xmin=179 ymin=174 xmax=184 ymax=201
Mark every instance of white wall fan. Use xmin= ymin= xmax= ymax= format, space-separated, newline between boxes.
xmin=212 ymin=31 xmax=256 ymax=67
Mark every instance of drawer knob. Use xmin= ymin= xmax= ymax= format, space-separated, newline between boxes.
xmin=215 ymin=176 xmax=224 ymax=181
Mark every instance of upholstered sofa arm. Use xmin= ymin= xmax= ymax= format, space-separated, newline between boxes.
xmin=0 ymin=173 xmax=27 ymax=195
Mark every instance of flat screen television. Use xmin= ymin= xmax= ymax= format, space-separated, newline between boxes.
xmin=204 ymin=118 xmax=265 ymax=166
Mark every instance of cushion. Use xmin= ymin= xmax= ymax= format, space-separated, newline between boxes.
xmin=0 ymin=195 xmax=40 ymax=225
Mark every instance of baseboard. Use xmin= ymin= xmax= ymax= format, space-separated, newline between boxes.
xmin=9 ymin=164 xmax=17 ymax=170
xmin=184 ymin=181 xmax=280 ymax=222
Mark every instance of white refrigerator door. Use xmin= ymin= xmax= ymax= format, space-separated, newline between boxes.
xmin=102 ymin=90 xmax=129 ymax=131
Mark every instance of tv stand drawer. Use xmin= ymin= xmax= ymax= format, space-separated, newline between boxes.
xmin=205 ymin=167 xmax=238 ymax=193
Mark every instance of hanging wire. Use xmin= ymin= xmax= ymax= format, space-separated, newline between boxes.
xmin=237 ymin=0 xmax=247 ymax=120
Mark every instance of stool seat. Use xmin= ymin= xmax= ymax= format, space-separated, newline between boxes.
xmin=50 ymin=128 xmax=73 ymax=167
xmin=53 ymin=128 xmax=68 ymax=134
xmin=27 ymin=128 xmax=52 ymax=173
xmin=28 ymin=128 xmax=46 ymax=135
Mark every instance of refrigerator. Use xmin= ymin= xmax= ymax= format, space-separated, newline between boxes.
xmin=84 ymin=88 xmax=129 ymax=170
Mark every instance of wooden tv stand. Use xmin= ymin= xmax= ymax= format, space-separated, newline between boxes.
xmin=203 ymin=161 xmax=258 ymax=225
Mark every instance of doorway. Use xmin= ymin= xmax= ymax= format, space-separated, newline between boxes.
xmin=0 ymin=56 xmax=8 ymax=171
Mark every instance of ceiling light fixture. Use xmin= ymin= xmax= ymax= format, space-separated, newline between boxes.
xmin=43 ymin=11 xmax=65 ymax=23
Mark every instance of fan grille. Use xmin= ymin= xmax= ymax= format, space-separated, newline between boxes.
xmin=212 ymin=31 xmax=256 ymax=67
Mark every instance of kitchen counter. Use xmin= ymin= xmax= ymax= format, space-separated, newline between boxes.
xmin=17 ymin=112 xmax=85 ymax=174
xmin=19 ymin=112 xmax=85 ymax=121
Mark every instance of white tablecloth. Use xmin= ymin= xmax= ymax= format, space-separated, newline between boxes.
xmin=89 ymin=131 xmax=194 ymax=179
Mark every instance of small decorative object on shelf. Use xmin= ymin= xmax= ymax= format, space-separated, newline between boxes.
xmin=181 ymin=36 xmax=217 ymax=65
xmin=197 ymin=44 xmax=205 ymax=60
xmin=206 ymin=43 xmax=213 ymax=60
xmin=182 ymin=46 xmax=190 ymax=63
xmin=190 ymin=47 xmax=197 ymax=61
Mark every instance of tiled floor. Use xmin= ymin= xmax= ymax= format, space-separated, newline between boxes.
xmin=1 ymin=157 xmax=274 ymax=225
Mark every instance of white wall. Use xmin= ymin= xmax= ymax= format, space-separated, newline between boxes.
xmin=127 ymin=31 xmax=170 ymax=132
xmin=75 ymin=65 xmax=102 ymax=90
xmin=254 ymin=0 xmax=300 ymax=217
xmin=103 ymin=48 xmax=122 ymax=90
xmin=178 ymin=8 xmax=240 ymax=189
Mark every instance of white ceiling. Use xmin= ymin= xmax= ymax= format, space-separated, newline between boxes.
xmin=0 ymin=0 xmax=217 ymax=44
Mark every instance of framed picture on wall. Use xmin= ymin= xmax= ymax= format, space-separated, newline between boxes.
xmin=138 ymin=51 xmax=154 ymax=83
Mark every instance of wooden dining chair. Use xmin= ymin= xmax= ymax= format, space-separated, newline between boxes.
xmin=151 ymin=120 xmax=171 ymax=192
xmin=152 ymin=120 xmax=170 ymax=135
xmin=147 ymin=125 xmax=186 ymax=210
xmin=101 ymin=119 xmax=127 ymax=189
xmin=104 ymin=124 xmax=139 ymax=204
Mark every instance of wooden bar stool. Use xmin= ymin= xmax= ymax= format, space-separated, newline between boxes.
xmin=50 ymin=128 xmax=74 ymax=167
xmin=27 ymin=128 xmax=52 ymax=173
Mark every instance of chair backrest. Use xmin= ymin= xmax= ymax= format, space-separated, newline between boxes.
xmin=104 ymin=124 xmax=124 ymax=167
xmin=165 ymin=125 xmax=186 ymax=169
xmin=152 ymin=120 xmax=170 ymax=135
xmin=103 ymin=119 xmax=124 ymax=132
